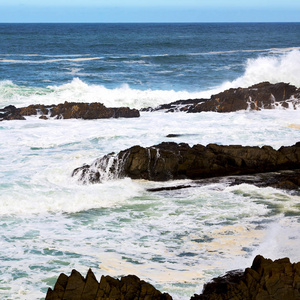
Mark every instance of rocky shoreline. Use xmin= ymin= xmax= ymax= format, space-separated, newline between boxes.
xmin=0 ymin=101 xmax=140 ymax=121
xmin=142 ymin=82 xmax=300 ymax=112
xmin=72 ymin=142 xmax=300 ymax=186
xmin=1 ymin=82 xmax=300 ymax=122
xmin=45 ymin=255 xmax=300 ymax=300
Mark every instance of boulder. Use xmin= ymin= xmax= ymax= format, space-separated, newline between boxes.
xmin=72 ymin=142 xmax=300 ymax=183
xmin=0 ymin=105 xmax=25 ymax=120
xmin=191 ymin=255 xmax=300 ymax=300
xmin=45 ymin=270 xmax=172 ymax=300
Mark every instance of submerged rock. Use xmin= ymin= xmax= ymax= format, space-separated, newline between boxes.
xmin=144 ymin=82 xmax=300 ymax=113
xmin=45 ymin=270 xmax=172 ymax=300
xmin=72 ymin=142 xmax=300 ymax=183
xmin=192 ymin=255 xmax=300 ymax=300
xmin=0 ymin=101 xmax=139 ymax=121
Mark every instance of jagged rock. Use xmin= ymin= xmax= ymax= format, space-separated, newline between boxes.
xmin=45 ymin=270 xmax=172 ymax=300
xmin=191 ymin=255 xmax=300 ymax=300
xmin=45 ymin=256 xmax=300 ymax=300
xmin=0 ymin=102 xmax=139 ymax=121
xmin=189 ymin=82 xmax=299 ymax=113
xmin=144 ymin=82 xmax=300 ymax=113
xmin=72 ymin=142 xmax=300 ymax=183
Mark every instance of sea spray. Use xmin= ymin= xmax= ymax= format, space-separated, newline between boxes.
xmin=219 ymin=49 xmax=300 ymax=91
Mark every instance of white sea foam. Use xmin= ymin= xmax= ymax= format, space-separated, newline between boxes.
xmin=220 ymin=49 xmax=300 ymax=90
xmin=1 ymin=50 xmax=299 ymax=110
xmin=0 ymin=78 xmax=206 ymax=109
xmin=1 ymin=107 xmax=300 ymax=300
xmin=0 ymin=56 xmax=103 ymax=63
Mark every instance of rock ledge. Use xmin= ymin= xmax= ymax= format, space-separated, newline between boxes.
xmin=72 ymin=142 xmax=300 ymax=183
xmin=0 ymin=101 xmax=140 ymax=121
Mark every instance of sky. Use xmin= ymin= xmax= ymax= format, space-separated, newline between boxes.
xmin=0 ymin=0 xmax=299 ymax=23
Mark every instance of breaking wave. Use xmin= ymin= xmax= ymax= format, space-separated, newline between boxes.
xmin=0 ymin=49 xmax=299 ymax=109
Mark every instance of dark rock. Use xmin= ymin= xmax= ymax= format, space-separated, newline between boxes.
xmin=146 ymin=169 xmax=300 ymax=193
xmin=72 ymin=142 xmax=300 ymax=183
xmin=45 ymin=270 xmax=172 ymax=300
xmin=191 ymin=255 xmax=300 ymax=300
xmin=0 ymin=105 xmax=25 ymax=120
xmin=230 ymin=169 xmax=300 ymax=191
xmin=143 ymin=98 xmax=209 ymax=112
xmin=49 ymin=102 xmax=139 ymax=119
xmin=0 ymin=102 xmax=139 ymax=121
xmin=142 ymin=82 xmax=300 ymax=113
xmin=147 ymin=184 xmax=192 ymax=192
xmin=190 ymin=82 xmax=299 ymax=113
xmin=45 ymin=255 xmax=300 ymax=300
xmin=166 ymin=134 xmax=182 ymax=138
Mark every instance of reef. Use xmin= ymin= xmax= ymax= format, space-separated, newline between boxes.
xmin=72 ymin=142 xmax=300 ymax=184
xmin=0 ymin=101 xmax=140 ymax=121
xmin=45 ymin=255 xmax=300 ymax=300
xmin=142 ymin=82 xmax=300 ymax=112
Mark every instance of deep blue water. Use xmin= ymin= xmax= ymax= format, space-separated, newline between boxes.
xmin=1 ymin=23 xmax=299 ymax=92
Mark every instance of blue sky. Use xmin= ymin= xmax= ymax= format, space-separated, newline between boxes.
xmin=0 ymin=0 xmax=299 ymax=22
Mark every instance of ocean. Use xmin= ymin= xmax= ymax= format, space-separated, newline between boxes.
xmin=0 ymin=23 xmax=300 ymax=299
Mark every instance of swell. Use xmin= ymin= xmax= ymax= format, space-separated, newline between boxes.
xmin=1 ymin=50 xmax=300 ymax=109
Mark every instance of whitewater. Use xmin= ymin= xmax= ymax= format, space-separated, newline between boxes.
xmin=0 ymin=23 xmax=300 ymax=299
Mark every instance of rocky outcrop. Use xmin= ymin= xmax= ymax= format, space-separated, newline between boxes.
xmin=49 ymin=102 xmax=140 ymax=119
xmin=45 ymin=269 xmax=172 ymax=300
xmin=191 ymin=255 xmax=300 ymax=300
xmin=144 ymin=82 xmax=300 ymax=113
xmin=0 ymin=102 xmax=139 ymax=121
xmin=72 ymin=142 xmax=300 ymax=183
xmin=45 ymin=255 xmax=300 ymax=300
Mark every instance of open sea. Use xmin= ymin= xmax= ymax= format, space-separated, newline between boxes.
xmin=0 ymin=23 xmax=300 ymax=299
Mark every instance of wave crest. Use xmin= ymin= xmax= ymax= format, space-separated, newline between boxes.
xmin=220 ymin=49 xmax=300 ymax=91
xmin=0 ymin=78 xmax=207 ymax=109
xmin=0 ymin=50 xmax=299 ymax=109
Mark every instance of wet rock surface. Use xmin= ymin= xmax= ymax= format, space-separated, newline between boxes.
xmin=191 ymin=255 xmax=300 ymax=300
xmin=146 ymin=169 xmax=300 ymax=192
xmin=45 ymin=255 xmax=300 ymax=300
xmin=72 ymin=142 xmax=300 ymax=184
xmin=0 ymin=101 xmax=140 ymax=121
xmin=45 ymin=270 xmax=172 ymax=300
xmin=143 ymin=82 xmax=300 ymax=113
